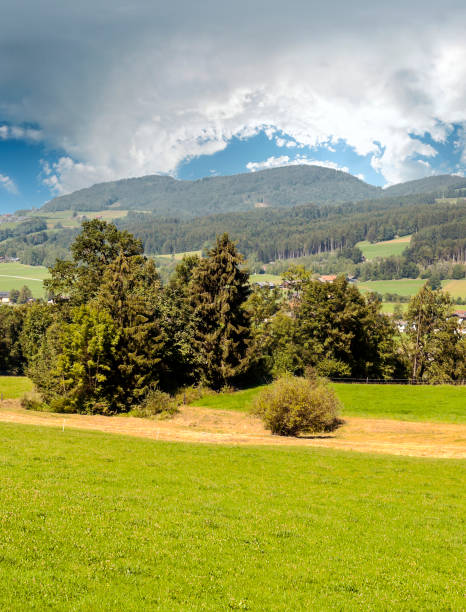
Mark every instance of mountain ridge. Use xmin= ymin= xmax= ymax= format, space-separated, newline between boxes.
xmin=40 ymin=165 xmax=466 ymax=218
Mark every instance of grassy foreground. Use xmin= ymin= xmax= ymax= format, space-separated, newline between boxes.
xmin=0 ymin=422 xmax=464 ymax=610
xmin=192 ymin=383 xmax=466 ymax=423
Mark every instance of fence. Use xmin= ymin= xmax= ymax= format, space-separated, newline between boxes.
xmin=330 ymin=378 xmax=466 ymax=386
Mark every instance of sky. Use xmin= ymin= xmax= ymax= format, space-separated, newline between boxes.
xmin=1 ymin=0 xmax=466 ymax=213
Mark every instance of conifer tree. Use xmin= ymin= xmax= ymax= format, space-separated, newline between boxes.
xmin=188 ymin=234 xmax=251 ymax=389
xmin=95 ymin=252 xmax=165 ymax=410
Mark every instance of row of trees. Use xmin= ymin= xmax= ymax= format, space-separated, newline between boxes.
xmin=1 ymin=220 xmax=464 ymax=415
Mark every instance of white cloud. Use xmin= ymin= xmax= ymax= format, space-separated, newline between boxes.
xmin=0 ymin=124 xmax=42 ymax=142
xmin=246 ymin=155 xmax=349 ymax=174
xmin=1 ymin=1 xmax=466 ymax=193
xmin=0 ymin=173 xmax=19 ymax=195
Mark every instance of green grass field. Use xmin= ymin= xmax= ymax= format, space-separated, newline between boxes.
xmin=192 ymin=383 xmax=466 ymax=423
xmin=0 ymin=263 xmax=49 ymax=297
xmin=250 ymin=273 xmax=282 ymax=284
xmin=442 ymin=278 xmax=466 ymax=299
xmin=357 ymin=279 xmax=426 ymax=297
xmin=0 ymin=376 xmax=33 ymax=399
xmin=0 ymin=422 xmax=464 ymax=609
xmin=356 ymin=236 xmax=411 ymax=260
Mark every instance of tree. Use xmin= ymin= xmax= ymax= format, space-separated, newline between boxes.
xmin=94 ymin=253 xmax=166 ymax=410
xmin=188 ymin=234 xmax=252 ymax=389
xmin=18 ymin=285 xmax=33 ymax=304
xmin=45 ymin=219 xmax=143 ymax=305
xmin=404 ymin=285 xmax=461 ymax=382
xmin=0 ymin=305 xmax=25 ymax=374
xmin=294 ymin=276 xmax=400 ymax=378
xmin=9 ymin=289 xmax=20 ymax=304
xmin=48 ymin=306 xmax=120 ymax=413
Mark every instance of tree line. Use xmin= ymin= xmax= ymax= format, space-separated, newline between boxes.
xmin=0 ymin=220 xmax=464 ymax=414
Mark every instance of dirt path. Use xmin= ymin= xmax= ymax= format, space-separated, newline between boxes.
xmin=0 ymin=400 xmax=465 ymax=459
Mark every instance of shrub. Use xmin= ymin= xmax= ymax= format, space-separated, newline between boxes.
xmin=253 ymin=375 xmax=342 ymax=436
xmin=174 ymin=385 xmax=216 ymax=406
xmin=21 ymin=391 xmax=47 ymax=412
xmin=132 ymin=389 xmax=177 ymax=418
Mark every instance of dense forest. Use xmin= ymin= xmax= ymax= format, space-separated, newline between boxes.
xmin=116 ymin=197 xmax=466 ymax=264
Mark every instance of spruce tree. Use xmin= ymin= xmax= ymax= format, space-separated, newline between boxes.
xmin=95 ymin=253 xmax=165 ymax=411
xmin=188 ymin=234 xmax=251 ymax=389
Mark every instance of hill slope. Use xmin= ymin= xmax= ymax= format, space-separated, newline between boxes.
xmin=384 ymin=175 xmax=466 ymax=197
xmin=41 ymin=165 xmax=382 ymax=217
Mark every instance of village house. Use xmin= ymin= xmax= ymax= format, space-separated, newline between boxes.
xmin=0 ymin=291 xmax=10 ymax=304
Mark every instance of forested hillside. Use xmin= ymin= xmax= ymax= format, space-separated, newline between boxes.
xmin=117 ymin=196 xmax=466 ymax=263
xmin=41 ymin=165 xmax=382 ymax=216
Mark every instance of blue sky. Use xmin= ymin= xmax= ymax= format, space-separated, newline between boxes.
xmin=1 ymin=124 xmax=464 ymax=215
xmin=1 ymin=1 xmax=466 ymax=214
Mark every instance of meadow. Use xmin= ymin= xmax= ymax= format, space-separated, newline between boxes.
xmin=0 ymin=422 xmax=464 ymax=610
xmin=356 ymin=235 xmax=411 ymax=260
xmin=357 ymin=279 xmax=426 ymax=297
xmin=249 ymin=273 xmax=282 ymax=284
xmin=192 ymin=383 xmax=466 ymax=424
xmin=0 ymin=263 xmax=49 ymax=297
xmin=442 ymin=278 xmax=466 ymax=299
xmin=0 ymin=376 xmax=33 ymax=399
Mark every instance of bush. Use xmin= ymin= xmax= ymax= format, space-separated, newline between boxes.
xmin=20 ymin=391 xmax=47 ymax=412
xmin=174 ymin=385 xmax=216 ymax=406
xmin=132 ymin=389 xmax=177 ymax=418
xmin=253 ymin=375 xmax=342 ymax=436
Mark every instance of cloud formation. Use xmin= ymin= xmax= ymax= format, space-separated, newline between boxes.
xmin=0 ymin=174 xmax=18 ymax=195
xmin=246 ymin=156 xmax=349 ymax=174
xmin=2 ymin=0 xmax=466 ymax=193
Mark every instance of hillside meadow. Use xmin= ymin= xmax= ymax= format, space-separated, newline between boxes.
xmin=0 ymin=422 xmax=464 ymax=610
xmin=356 ymin=235 xmax=411 ymax=260
xmin=0 ymin=263 xmax=49 ymax=297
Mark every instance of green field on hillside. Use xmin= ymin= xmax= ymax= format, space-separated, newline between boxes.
xmin=0 ymin=263 xmax=49 ymax=297
xmin=357 ymin=279 xmax=426 ymax=297
xmin=357 ymin=235 xmax=411 ymax=260
xmin=442 ymin=278 xmax=466 ymax=299
xmin=192 ymin=383 xmax=466 ymax=423
xmin=0 ymin=422 xmax=463 ymax=610
xmin=250 ymin=273 xmax=282 ymax=284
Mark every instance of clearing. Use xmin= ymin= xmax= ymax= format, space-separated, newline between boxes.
xmin=357 ymin=235 xmax=411 ymax=260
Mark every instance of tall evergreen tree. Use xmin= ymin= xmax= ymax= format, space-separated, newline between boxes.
xmin=95 ymin=252 xmax=166 ymax=410
xmin=188 ymin=234 xmax=251 ymax=389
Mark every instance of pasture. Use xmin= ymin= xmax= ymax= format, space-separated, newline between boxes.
xmin=442 ymin=278 xmax=466 ymax=299
xmin=156 ymin=250 xmax=202 ymax=260
xmin=0 ymin=263 xmax=49 ymax=297
xmin=250 ymin=273 xmax=282 ymax=284
xmin=192 ymin=383 xmax=466 ymax=424
xmin=33 ymin=209 xmax=131 ymax=229
xmin=357 ymin=278 xmax=426 ymax=297
xmin=0 ymin=422 xmax=464 ymax=609
xmin=356 ymin=235 xmax=411 ymax=260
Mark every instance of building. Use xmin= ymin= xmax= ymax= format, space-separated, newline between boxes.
xmin=0 ymin=291 xmax=10 ymax=304
xmin=318 ymin=275 xmax=337 ymax=283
